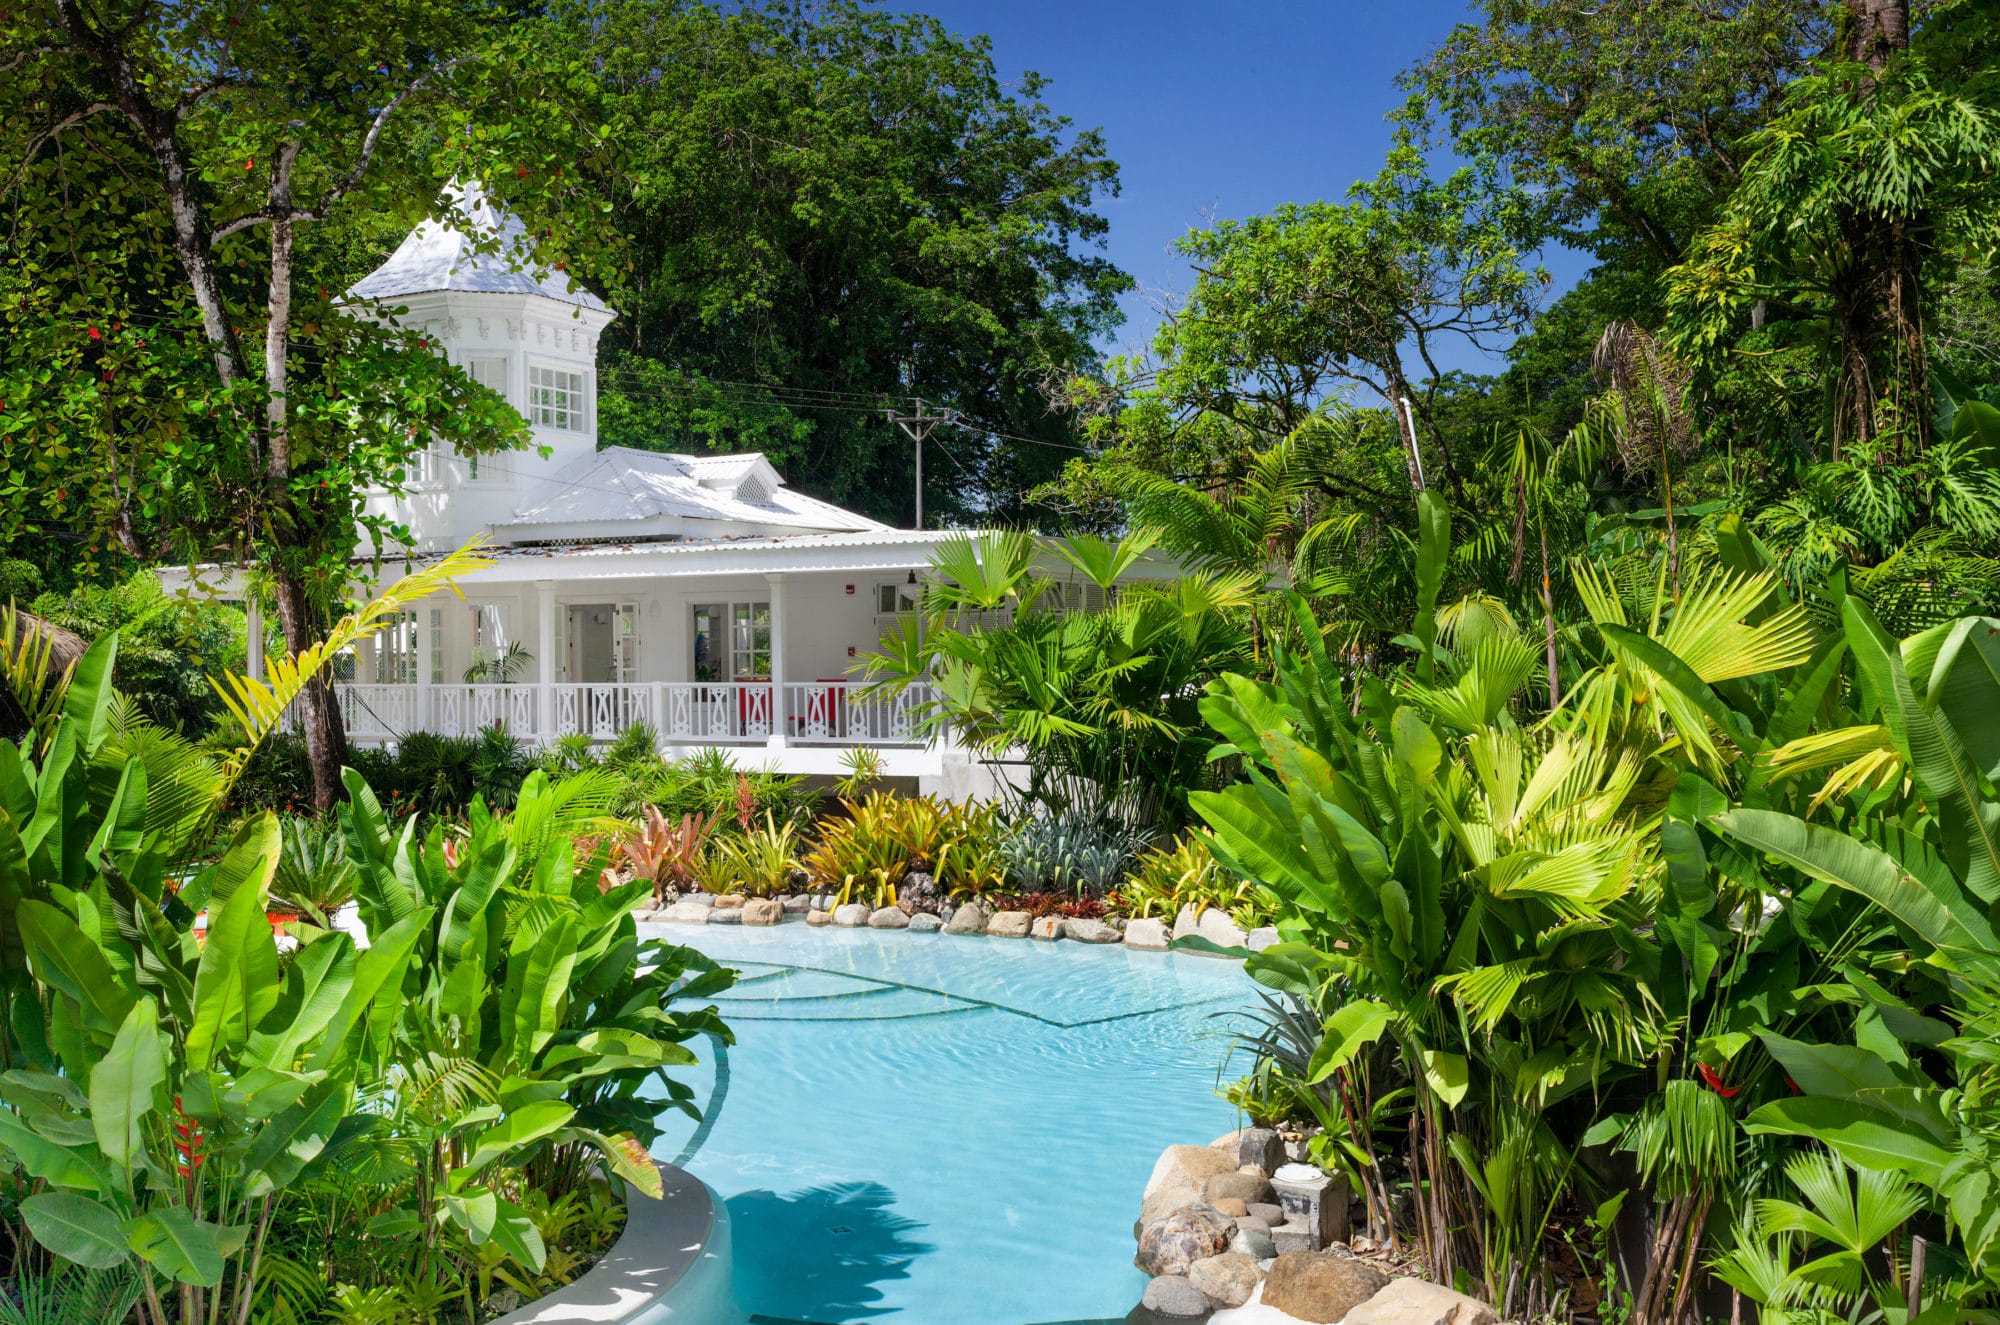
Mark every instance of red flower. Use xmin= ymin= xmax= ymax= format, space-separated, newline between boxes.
xmin=87 ymin=326 xmax=101 ymax=339
xmin=244 ymin=157 xmax=255 ymax=171
xmin=1696 ymin=1063 xmax=1741 ymax=1099
xmin=516 ymin=167 xmax=529 ymax=178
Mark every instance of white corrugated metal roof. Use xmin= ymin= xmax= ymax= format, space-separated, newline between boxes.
xmin=499 ymin=447 xmax=889 ymax=535
xmin=346 ymin=182 xmax=610 ymax=312
xmin=485 ymin=529 xmax=951 ymax=558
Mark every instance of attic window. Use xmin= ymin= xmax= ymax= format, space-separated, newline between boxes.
xmin=528 ymin=365 xmax=585 ymax=432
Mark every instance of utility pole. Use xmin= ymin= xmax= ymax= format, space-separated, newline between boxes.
xmin=885 ymin=398 xmax=952 ymax=529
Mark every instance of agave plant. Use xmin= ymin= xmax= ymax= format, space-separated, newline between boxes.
xmin=998 ymin=810 xmax=1151 ymax=895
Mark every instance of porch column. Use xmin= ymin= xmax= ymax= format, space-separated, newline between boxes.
xmin=245 ymin=596 xmax=266 ymax=684
xmin=414 ymin=600 xmax=433 ymax=731
xmin=536 ymin=580 xmax=556 ymax=743
xmin=766 ymin=572 xmax=787 ymax=749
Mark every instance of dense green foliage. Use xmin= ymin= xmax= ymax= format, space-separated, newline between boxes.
xmin=569 ymin=0 xmax=1126 ymax=526
xmin=0 ymin=614 xmax=729 ymax=1325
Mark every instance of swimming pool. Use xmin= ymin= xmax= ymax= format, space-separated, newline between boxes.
xmin=642 ymin=923 xmax=1254 ymax=1325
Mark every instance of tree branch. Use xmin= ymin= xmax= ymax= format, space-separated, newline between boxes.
xmin=1 ymin=102 xmax=117 ymax=194
xmin=315 ymin=55 xmax=473 ymax=212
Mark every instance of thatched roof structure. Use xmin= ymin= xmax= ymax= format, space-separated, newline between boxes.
xmin=14 ymin=610 xmax=91 ymax=676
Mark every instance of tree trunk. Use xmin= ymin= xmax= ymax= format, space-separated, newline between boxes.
xmin=1847 ymin=0 xmax=1909 ymax=69
xmin=272 ymin=571 xmax=349 ymax=807
xmin=1830 ymin=0 xmax=1926 ymax=455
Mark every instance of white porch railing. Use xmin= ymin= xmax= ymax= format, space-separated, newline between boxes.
xmin=783 ymin=681 xmax=931 ymax=744
xmin=432 ymin=684 xmax=539 ymax=738
xmin=335 ymin=684 xmax=421 ymax=743
xmin=656 ymin=682 xmax=774 ymax=742
xmin=319 ymin=679 xmax=935 ymax=748
xmin=552 ymin=682 xmax=660 ymax=740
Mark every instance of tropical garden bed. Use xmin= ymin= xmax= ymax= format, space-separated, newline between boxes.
xmin=0 ymin=569 xmax=733 ymax=1325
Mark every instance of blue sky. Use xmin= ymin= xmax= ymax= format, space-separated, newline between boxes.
xmin=907 ymin=0 xmax=1592 ymax=380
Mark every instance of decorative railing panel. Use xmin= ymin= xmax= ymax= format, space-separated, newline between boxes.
xmin=782 ymin=682 xmax=932 ymax=745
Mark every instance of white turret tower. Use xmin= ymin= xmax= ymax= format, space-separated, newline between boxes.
xmin=345 ymin=183 xmax=617 ymax=551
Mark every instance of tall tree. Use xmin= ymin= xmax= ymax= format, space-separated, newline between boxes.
xmin=1666 ymin=0 xmax=2000 ymax=450
xmin=1068 ymin=143 xmax=1543 ymax=504
xmin=1 ymin=0 xmax=603 ymax=804
xmin=566 ymin=0 xmax=1128 ymax=526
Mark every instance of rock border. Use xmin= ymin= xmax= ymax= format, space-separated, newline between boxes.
xmin=487 ymin=1164 xmax=737 ymax=1325
xmin=1131 ymin=1131 xmax=1498 ymax=1324
xmin=634 ymin=894 xmax=1278 ymax=958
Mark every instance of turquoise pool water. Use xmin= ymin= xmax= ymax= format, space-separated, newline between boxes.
xmin=642 ymin=923 xmax=1254 ymax=1325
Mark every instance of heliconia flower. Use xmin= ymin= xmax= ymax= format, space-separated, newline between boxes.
xmin=1696 ymin=1062 xmax=1740 ymax=1099
xmin=442 ymin=836 xmax=461 ymax=869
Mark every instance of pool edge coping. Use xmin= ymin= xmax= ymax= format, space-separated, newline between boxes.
xmin=488 ymin=1166 xmax=720 ymax=1325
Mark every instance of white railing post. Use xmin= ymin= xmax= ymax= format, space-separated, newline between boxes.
xmin=536 ymin=580 xmax=556 ymax=746
xmin=765 ymin=573 xmax=788 ymax=751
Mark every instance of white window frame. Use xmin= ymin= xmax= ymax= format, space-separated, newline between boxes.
xmin=375 ymin=610 xmax=419 ymax=685
xmin=875 ymin=581 xmax=921 ymax=618
xmin=730 ymin=601 xmax=771 ymax=680
xmin=463 ymin=356 xmax=512 ymax=482
xmin=527 ymin=362 xmax=588 ymax=434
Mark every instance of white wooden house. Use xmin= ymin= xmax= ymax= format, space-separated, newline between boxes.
xmin=167 ymin=189 xmax=1141 ymax=794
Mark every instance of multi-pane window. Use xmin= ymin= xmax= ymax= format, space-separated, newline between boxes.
xmin=465 ymin=358 xmax=508 ymax=478
xmin=876 ymin=582 xmax=920 ymax=615
xmin=428 ymin=608 xmax=445 ymax=685
xmin=730 ymin=602 xmax=771 ymax=680
xmin=528 ymin=365 xmax=585 ymax=432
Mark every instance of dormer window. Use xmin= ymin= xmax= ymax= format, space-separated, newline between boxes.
xmin=529 ymin=365 xmax=586 ymax=432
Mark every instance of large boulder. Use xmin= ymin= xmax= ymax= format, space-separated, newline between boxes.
xmin=986 ymin=910 xmax=1032 ymax=938
xmin=1142 ymin=1145 xmax=1240 ymax=1228
xmin=741 ymin=899 xmax=783 ymax=926
xmin=1064 ymin=917 xmax=1120 ymax=943
xmin=1141 ymin=1274 xmax=1212 ymax=1319
xmin=1205 ymin=1171 xmax=1275 ymax=1207
xmin=1197 ymin=908 xmax=1249 ymax=949
xmin=1261 ymin=1253 xmax=1389 ymax=1324
xmin=1030 ymin=915 xmax=1064 ymax=941
xmin=832 ymin=903 xmax=871 ymax=927
xmin=1124 ymin=917 xmax=1170 ymax=950
xmin=867 ymin=906 xmax=910 ymax=929
xmin=1343 ymin=1278 xmax=1499 ymax=1325
xmin=943 ymin=902 xmax=990 ymax=935
xmin=658 ymin=901 xmax=711 ymax=925
xmin=1135 ymin=1203 xmax=1235 ymax=1278
xmin=1247 ymin=926 xmax=1281 ymax=951
xmin=1172 ymin=903 xmax=1202 ymax=940
xmin=1189 ymin=1253 xmax=1264 ymax=1309
xmin=908 ymin=913 xmax=942 ymax=933
xmin=712 ymin=893 xmax=746 ymax=910
xmin=780 ymin=894 xmax=812 ymax=913
xmin=806 ymin=908 xmax=832 ymax=927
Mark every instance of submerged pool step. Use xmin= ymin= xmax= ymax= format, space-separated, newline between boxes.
xmin=712 ymin=966 xmax=984 ymax=1020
